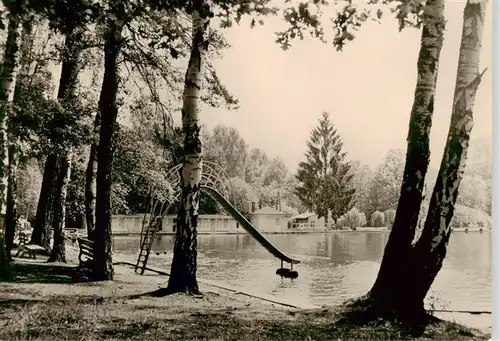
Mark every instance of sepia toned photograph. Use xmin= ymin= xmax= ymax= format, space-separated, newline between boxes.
xmin=0 ymin=0 xmax=494 ymax=340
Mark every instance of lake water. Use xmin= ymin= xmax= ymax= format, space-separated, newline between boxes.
xmin=113 ymin=231 xmax=492 ymax=331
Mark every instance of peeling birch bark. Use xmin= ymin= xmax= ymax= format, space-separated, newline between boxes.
xmin=408 ymin=0 xmax=488 ymax=314
xmin=166 ymin=1 xmax=210 ymax=295
xmin=366 ymin=0 xmax=447 ymax=321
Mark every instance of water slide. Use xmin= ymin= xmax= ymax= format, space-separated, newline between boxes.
xmin=201 ymin=186 xmax=301 ymax=265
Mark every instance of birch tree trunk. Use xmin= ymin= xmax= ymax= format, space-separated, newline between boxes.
xmin=362 ymin=0 xmax=446 ymax=320
xmin=6 ymin=15 xmax=36 ymax=257
xmin=5 ymin=145 xmax=18 ymax=257
xmin=163 ymin=2 xmax=209 ymax=295
xmin=84 ymin=111 xmax=100 ymax=240
xmin=0 ymin=12 xmax=21 ymax=217
xmin=0 ymin=11 xmax=21 ymax=279
xmin=406 ymin=0 xmax=487 ymax=317
xmin=92 ymin=13 xmax=123 ymax=281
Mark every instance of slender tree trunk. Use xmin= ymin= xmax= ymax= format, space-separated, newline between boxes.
xmin=48 ymin=152 xmax=71 ymax=262
xmin=92 ymin=14 xmax=123 ymax=281
xmin=6 ymin=14 xmax=37 ymax=257
xmin=0 ymin=233 xmax=9 ymax=280
xmin=30 ymin=154 xmax=56 ymax=250
xmin=84 ymin=112 xmax=100 ymax=240
xmin=27 ymin=20 xmax=57 ymax=251
xmin=45 ymin=26 xmax=82 ymax=263
xmin=363 ymin=0 xmax=446 ymax=320
xmin=5 ymin=144 xmax=18 ymax=256
xmin=163 ymin=2 xmax=209 ymax=295
xmin=405 ymin=0 xmax=487 ymax=318
xmin=0 ymin=11 xmax=21 ymax=279
xmin=0 ymin=12 xmax=21 ymax=216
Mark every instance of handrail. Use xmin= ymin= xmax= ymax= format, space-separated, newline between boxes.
xmin=201 ymin=186 xmax=300 ymax=265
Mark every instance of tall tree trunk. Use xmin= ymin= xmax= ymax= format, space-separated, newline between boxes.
xmin=363 ymin=0 xmax=446 ymax=320
xmin=7 ymin=14 xmax=37 ymax=257
xmin=0 ymin=11 xmax=21 ymax=279
xmin=405 ymin=0 xmax=487 ymax=318
xmin=5 ymin=144 xmax=18 ymax=257
xmin=46 ymin=26 xmax=82 ymax=263
xmin=164 ymin=1 xmax=209 ymax=295
xmin=0 ymin=233 xmax=10 ymax=280
xmin=30 ymin=154 xmax=56 ymax=250
xmin=48 ymin=152 xmax=71 ymax=262
xmin=84 ymin=112 xmax=100 ymax=240
xmin=28 ymin=21 xmax=57 ymax=249
xmin=92 ymin=13 xmax=123 ymax=281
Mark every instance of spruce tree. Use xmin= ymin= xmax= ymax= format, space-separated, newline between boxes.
xmin=295 ymin=112 xmax=355 ymax=223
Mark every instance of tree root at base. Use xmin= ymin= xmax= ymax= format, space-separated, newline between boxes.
xmin=148 ymin=286 xmax=203 ymax=297
xmin=340 ymin=295 xmax=436 ymax=337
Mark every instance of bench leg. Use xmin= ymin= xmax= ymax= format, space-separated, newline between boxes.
xmin=15 ymin=246 xmax=25 ymax=257
xmin=15 ymin=247 xmax=26 ymax=258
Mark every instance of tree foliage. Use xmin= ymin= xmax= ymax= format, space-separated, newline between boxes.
xmin=295 ymin=112 xmax=355 ymax=221
xmin=349 ymin=160 xmax=373 ymax=216
xmin=345 ymin=137 xmax=492 ymax=225
xmin=369 ymin=149 xmax=405 ymax=212
xmin=203 ymin=125 xmax=248 ymax=178
xmin=370 ymin=210 xmax=385 ymax=227
xmin=276 ymin=0 xmax=426 ymax=51
xmin=342 ymin=207 xmax=366 ymax=228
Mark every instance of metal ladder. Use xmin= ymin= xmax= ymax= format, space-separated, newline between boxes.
xmin=135 ymin=166 xmax=182 ymax=275
xmin=135 ymin=199 xmax=170 ymax=275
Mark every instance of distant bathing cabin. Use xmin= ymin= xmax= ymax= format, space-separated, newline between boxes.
xmin=249 ymin=206 xmax=289 ymax=233
xmin=290 ymin=212 xmax=318 ymax=229
xmin=289 ymin=212 xmax=333 ymax=230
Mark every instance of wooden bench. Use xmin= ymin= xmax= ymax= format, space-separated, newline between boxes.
xmin=15 ymin=233 xmax=46 ymax=259
xmin=77 ymin=237 xmax=94 ymax=269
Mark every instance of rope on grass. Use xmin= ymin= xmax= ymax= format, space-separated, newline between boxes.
xmin=431 ymin=309 xmax=491 ymax=315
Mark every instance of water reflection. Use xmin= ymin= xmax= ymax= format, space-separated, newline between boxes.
xmin=113 ymin=231 xmax=491 ymax=314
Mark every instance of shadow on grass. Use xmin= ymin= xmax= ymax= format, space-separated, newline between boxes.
xmin=125 ymin=288 xmax=171 ymax=300
xmin=0 ymin=298 xmax=46 ymax=308
xmin=8 ymin=261 xmax=84 ymax=284
xmin=124 ymin=287 xmax=206 ymax=301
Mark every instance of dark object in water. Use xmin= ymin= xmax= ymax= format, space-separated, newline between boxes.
xmin=276 ymin=268 xmax=299 ymax=279
xmin=276 ymin=268 xmax=290 ymax=277
xmin=156 ymin=252 xmax=160 ymax=255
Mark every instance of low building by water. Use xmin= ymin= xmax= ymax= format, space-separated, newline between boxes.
xmin=250 ymin=206 xmax=289 ymax=233
xmin=111 ymin=208 xmax=291 ymax=235
xmin=111 ymin=214 xmax=245 ymax=235
xmin=290 ymin=212 xmax=318 ymax=228
xmin=289 ymin=212 xmax=333 ymax=229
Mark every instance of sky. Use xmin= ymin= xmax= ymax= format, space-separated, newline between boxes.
xmin=47 ymin=1 xmax=492 ymax=173
xmin=196 ymin=1 xmax=492 ymax=172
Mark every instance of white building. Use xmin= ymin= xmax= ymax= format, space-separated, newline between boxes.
xmin=111 ymin=214 xmax=244 ymax=235
xmin=250 ymin=206 xmax=289 ymax=233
